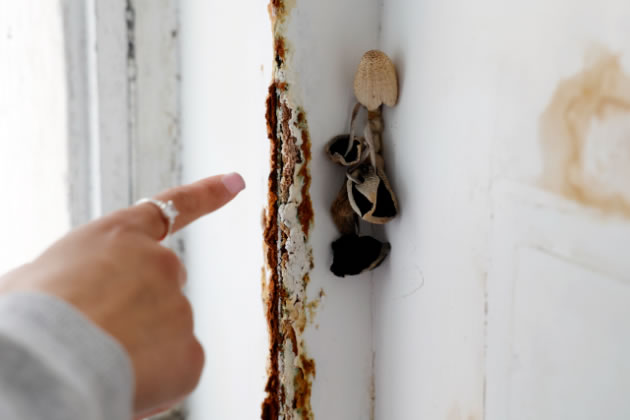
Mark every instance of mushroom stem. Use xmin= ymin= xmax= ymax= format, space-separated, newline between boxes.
xmin=330 ymin=181 xmax=358 ymax=235
xmin=363 ymin=124 xmax=378 ymax=169
xmin=367 ymin=107 xmax=383 ymax=154
xmin=345 ymin=102 xmax=362 ymax=156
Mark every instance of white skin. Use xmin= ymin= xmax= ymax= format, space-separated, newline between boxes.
xmin=0 ymin=173 xmax=246 ymax=419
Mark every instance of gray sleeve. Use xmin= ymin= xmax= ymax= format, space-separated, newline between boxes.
xmin=0 ymin=292 xmax=134 ymax=420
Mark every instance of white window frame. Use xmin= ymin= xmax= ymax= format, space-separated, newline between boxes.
xmin=63 ymin=0 xmax=181 ymax=225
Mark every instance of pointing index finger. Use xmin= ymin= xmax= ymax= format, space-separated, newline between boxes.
xmin=131 ymin=173 xmax=246 ymax=240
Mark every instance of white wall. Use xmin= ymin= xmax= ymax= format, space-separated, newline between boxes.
xmin=375 ymin=1 xmax=630 ymax=419
xmin=0 ymin=2 xmax=70 ymax=274
xmin=180 ymin=1 xmax=272 ymax=418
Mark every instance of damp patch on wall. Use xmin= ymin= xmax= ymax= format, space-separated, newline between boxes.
xmin=540 ymin=49 xmax=630 ymax=218
xmin=261 ymin=1 xmax=319 ymax=419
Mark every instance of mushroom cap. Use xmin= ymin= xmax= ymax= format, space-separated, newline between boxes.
xmin=353 ymin=50 xmax=398 ymax=111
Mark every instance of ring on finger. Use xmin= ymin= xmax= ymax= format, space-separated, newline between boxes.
xmin=135 ymin=198 xmax=180 ymax=239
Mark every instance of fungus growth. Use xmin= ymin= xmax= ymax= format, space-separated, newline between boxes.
xmin=325 ymin=50 xmax=400 ymax=277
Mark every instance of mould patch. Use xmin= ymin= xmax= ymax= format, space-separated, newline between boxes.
xmin=540 ymin=49 xmax=630 ymax=217
xmin=261 ymin=1 xmax=318 ymax=419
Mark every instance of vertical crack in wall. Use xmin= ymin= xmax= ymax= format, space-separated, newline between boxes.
xmin=262 ymin=1 xmax=316 ymax=419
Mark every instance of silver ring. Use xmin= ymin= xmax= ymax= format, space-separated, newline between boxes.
xmin=135 ymin=198 xmax=179 ymax=238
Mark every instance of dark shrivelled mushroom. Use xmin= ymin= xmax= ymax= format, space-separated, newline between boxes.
xmin=330 ymin=234 xmax=391 ymax=277
xmin=346 ymin=163 xmax=398 ymax=224
xmin=325 ymin=134 xmax=362 ymax=167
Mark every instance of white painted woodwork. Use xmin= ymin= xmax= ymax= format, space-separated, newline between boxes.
xmin=62 ymin=0 xmax=92 ymax=226
xmin=92 ymin=0 xmax=132 ymax=215
xmin=83 ymin=0 xmax=181 ymax=217
xmin=131 ymin=0 xmax=181 ymax=202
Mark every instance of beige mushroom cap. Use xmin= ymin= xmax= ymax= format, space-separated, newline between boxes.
xmin=353 ymin=50 xmax=398 ymax=111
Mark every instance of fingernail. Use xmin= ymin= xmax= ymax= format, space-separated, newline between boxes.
xmin=222 ymin=172 xmax=246 ymax=194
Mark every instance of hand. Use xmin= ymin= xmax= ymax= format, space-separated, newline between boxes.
xmin=0 ymin=173 xmax=246 ymax=417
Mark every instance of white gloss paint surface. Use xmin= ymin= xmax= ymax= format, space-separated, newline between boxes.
xmin=375 ymin=1 xmax=630 ymax=419
xmin=180 ymin=1 xmax=271 ymax=419
xmin=0 ymin=2 xmax=70 ymax=274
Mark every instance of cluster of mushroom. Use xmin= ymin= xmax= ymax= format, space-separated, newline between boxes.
xmin=327 ymin=50 xmax=399 ymax=277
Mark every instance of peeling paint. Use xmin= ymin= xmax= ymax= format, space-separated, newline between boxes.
xmin=261 ymin=1 xmax=319 ymax=419
xmin=262 ymin=81 xmax=282 ymax=420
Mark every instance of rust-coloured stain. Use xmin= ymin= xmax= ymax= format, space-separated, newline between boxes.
xmin=540 ymin=49 xmax=630 ymax=217
xmin=262 ymin=1 xmax=317 ymax=418
xmin=297 ymin=112 xmax=314 ymax=236
xmin=267 ymin=0 xmax=296 ymax=26
xmin=262 ymin=83 xmax=282 ymax=420
xmin=294 ymin=353 xmax=316 ymax=418
xmin=279 ymin=101 xmax=300 ymax=202
xmin=275 ymin=37 xmax=286 ymax=67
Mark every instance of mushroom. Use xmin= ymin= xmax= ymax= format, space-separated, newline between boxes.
xmin=325 ymin=49 xmax=401 ymax=277
xmin=353 ymin=50 xmax=398 ymax=163
xmin=346 ymin=163 xmax=398 ymax=224
xmin=353 ymin=50 xmax=398 ymax=111
xmin=325 ymin=134 xmax=363 ymax=166
xmin=330 ymin=234 xmax=391 ymax=277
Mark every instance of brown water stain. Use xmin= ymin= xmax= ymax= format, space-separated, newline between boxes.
xmin=540 ymin=49 xmax=630 ymax=217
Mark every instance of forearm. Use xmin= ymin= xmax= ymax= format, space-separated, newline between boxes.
xmin=0 ymin=292 xmax=133 ymax=420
